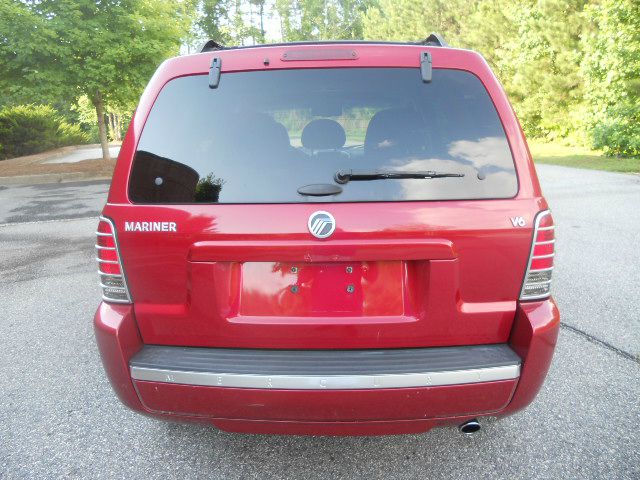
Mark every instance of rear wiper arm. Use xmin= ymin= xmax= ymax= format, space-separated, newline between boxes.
xmin=334 ymin=169 xmax=464 ymax=184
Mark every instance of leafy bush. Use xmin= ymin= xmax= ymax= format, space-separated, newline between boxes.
xmin=194 ymin=173 xmax=225 ymax=202
xmin=58 ymin=121 xmax=90 ymax=145
xmin=592 ymin=104 xmax=640 ymax=157
xmin=0 ymin=104 xmax=89 ymax=160
xmin=582 ymin=0 xmax=640 ymax=158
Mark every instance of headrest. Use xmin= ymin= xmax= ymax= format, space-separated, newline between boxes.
xmin=301 ymin=119 xmax=346 ymax=150
xmin=364 ymin=108 xmax=424 ymax=160
xmin=232 ymin=112 xmax=291 ymax=154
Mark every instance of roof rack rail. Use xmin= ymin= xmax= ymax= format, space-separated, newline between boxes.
xmin=195 ymin=37 xmax=451 ymax=54
xmin=199 ymin=40 xmax=225 ymax=53
xmin=421 ymin=33 xmax=448 ymax=47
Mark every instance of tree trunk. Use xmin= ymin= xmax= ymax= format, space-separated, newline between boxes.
xmin=93 ymin=90 xmax=111 ymax=161
xmin=114 ymin=114 xmax=121 ymax=142
xmin=108 ymin=113 xmax=121 ymax=142
xmin=259 ymin=2 xmax=265 ymax=42
xmin=108 ymin=113 xmax=114 ymax=141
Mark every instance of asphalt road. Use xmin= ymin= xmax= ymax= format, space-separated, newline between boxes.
xmin=0 ymin=166 xmax=638 ymax=479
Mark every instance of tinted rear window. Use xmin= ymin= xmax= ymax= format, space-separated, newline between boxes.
xmin=130 ymin=68 xmax=517 ymax=203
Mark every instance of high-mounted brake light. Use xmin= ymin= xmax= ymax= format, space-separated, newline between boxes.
xmin=520 ymin=210 xmax=555 ymax=300
xmin=96 ymin=216 xmax=131 ymax=303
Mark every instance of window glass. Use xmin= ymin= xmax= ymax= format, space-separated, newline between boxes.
xmin=129 ymin=68 xmax=517 ymax=203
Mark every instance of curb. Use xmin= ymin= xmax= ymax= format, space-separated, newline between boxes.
xmin=0 ymin=172 xmax=112 ymax=186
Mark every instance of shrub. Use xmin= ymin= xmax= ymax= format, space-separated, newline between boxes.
xmin=592 ymin=104 xmax=640 ymax=158
xmin=0 ymin=104 xmax=90 ymax=160
xmin=58 ymin=121 xmax=90 ymax=146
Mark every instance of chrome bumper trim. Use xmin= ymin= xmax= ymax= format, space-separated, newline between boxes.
xmin=130 ymin=364 xmax=520 ymax=390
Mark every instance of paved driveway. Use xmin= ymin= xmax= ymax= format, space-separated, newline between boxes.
xmin=0 ymin=166 xmax=638 ymax=479
xmin=43 ymin=146 xmax=121 ymax=164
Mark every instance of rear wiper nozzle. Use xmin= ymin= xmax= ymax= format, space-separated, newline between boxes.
xmin=334 ymin=169 xmax=464 ymax=184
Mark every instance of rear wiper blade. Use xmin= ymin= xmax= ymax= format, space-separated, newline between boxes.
xmin=334 ymin=169 xmax=464 ymax=184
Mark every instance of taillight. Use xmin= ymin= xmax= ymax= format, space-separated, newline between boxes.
xmin=520 ymin=210 xmax=554 ymax=300
xmin=96 ymin=216 xmax=131 ymax=303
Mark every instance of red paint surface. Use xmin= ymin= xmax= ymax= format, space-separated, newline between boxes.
xmin=94 ymin=43 xmax=559 ymax=434
xmin=93 ymin=303 xmax=144 ymax=411
xmin=240 ymin=261 xmax=404 ymax=317
xmin=133 ymin=380 xmax=517 ymax=421
xmin=102 ymin=200 xmax=542 ymax=348
xmin=101 ymin=44 xmax=548 ymax=349
xmin=94 ymin=298 xmax=559 ymax=434
xmin=503 ymin=299 xmax=560 ymax=415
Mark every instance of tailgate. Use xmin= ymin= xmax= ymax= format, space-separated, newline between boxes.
xmin=105 ymin=199 xmax=536 ymax=349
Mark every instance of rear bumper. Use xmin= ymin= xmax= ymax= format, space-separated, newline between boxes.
xmin=94 ymin=299 xmax=559 ymax=435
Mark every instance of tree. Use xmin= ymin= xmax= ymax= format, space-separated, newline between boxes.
xmin=582 ymin=0 xmax=640 ymax=156
xmin=248 ymin=0 xmax=267 ymax=44
xmin=198 ymin=0 xmax=234 ymax=44
xmin=0 ymin=1 xmax=71 ymax=108
xmin=362 ymin=0 xmax=590 ymax=144
xmin=275 ymin=0 xmax=370 ymax=41
xmin=196 ymin=0 xmax=266 ymax=47
xmin=1 ymin=0 xmax=193 ymax=160
xmin=463 ymin=1 xmax=588 ymax=142
xmin=363 ymin=0 xmax=471 ymax=43
xmin=519 ymin=1 xmax=586 ymax=141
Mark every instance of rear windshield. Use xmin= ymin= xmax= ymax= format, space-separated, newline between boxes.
xmin=129 ymin=68 xmax=517 ymax=203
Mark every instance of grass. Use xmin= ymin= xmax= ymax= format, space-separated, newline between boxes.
xmin=529 ymin=141 xmax=640 ymax=173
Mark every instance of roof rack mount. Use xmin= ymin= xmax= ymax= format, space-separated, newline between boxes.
xmin=422 ymin=32 xmax=448 ymax=47
xmin=199 ymin=39 xmax=225 ymax=53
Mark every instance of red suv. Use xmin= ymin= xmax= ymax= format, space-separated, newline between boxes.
xmin=94 ymin=35 xmax=559 ymax=436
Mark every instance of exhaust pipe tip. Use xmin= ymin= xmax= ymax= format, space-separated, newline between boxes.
xmin=459 ymin=419 xmax=481 ymax=435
